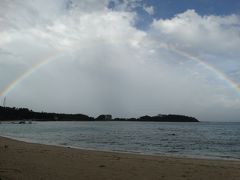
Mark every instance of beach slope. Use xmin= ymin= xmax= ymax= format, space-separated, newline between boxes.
xmin=0 ymin=136 xmax=239 ymax=180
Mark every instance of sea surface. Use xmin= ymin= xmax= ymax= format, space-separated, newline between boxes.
xmin=0 ymin=121 xmax=239 ymax=160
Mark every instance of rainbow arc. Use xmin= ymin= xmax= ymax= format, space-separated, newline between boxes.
xmin=0 ymin=45 xmax=239 ymax=98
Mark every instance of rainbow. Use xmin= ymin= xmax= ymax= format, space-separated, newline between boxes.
xmin=0 ymin=45 xmax=239 ymax=98
xmin=0 ymin=52 xmax=62 ymax=97
xmin=161 ymin=43 xmax=240 ymax=95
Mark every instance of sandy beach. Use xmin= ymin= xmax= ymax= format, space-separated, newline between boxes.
xmin=0 ymin=136 xmax=240 ymax=180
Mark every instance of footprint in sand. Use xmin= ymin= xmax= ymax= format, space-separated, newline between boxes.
xmin=99 ymin=165 xmax=106 ymax=168
xmin=0 ymin=168 xmax=21 ymax=173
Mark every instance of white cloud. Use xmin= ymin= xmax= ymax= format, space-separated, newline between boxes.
xmin=110 ymin=0 xmax=142 ymax=11
xmin=143 ymin=5 xmax=154 ymax=15
xmin=152 ymin=10 xmax=240 ymax=54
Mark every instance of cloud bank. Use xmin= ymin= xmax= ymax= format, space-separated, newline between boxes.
xmin=0 ymin=0 xmax=240 ymax=121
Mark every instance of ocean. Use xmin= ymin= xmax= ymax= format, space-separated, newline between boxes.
xmin=0 ymin=121 xmax=239 ymax=160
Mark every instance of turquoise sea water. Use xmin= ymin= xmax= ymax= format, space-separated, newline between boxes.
xmin=0 ymin=121 xmax=239 ymax=160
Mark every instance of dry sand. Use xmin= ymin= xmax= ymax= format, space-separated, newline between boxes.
xmin=0 ymin=136 xmax=240 ymax=180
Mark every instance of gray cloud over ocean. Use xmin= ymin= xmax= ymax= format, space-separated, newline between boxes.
xmin=0 ymin=0 xmax=240 ymax=121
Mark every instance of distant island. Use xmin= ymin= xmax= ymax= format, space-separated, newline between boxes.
xmin=0 ymin=106 xmax=199 ymax=122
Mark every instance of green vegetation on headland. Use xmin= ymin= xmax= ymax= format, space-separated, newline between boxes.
xmin=0 ymin=106 xmax=199 ymax=122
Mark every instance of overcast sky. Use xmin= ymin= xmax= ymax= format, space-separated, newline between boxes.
xmin=0 ymin=0 xmax=240 ymax=121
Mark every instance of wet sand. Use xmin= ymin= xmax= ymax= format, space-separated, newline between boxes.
xmin=0 ymin=136 xmax=240 ymax=180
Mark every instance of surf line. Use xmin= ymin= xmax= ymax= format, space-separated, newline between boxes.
xmin=0 ymin=52 xmax=62 ymax=97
